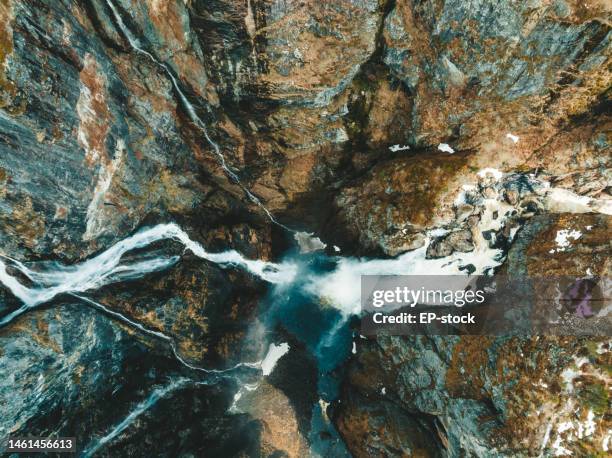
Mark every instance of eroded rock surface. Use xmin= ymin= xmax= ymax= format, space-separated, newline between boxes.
xmin=335 ymin=215 xmax=611 ymax=457
xmin=0 ymin=0 xmax=610 ymax=456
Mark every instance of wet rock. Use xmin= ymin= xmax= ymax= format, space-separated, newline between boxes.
xmin=383 ymin=232 xmax=427 ymax=258
xmin=92 ymin=381 xmax=264 ymax=458
xmin=334 ymin=390 xmax=444 ymax=458
xmin=480 ymin=186 xmax=498 ymax=199
xmin=426 ymin=229 xmax=474 ymax=259
xmin=454 ymin=203 xmax=475 ymax=222
xmin=0 ymin=0 xmax=610 ymax=456
xmin=90 ymin=252 xmax=267 ymax=368
xmin=503 ymin=213 xmax=611 ymax=277
xmin=335 ymin=153 xmax=469 ymax=255
xmin=337 ymin=332 xmax=612 ymax=457
xmin=234 ymin=381 xmax=309 ymax=458
xmin=0 ymin=303 xmax=177 ymax=445
xmin=503 ymin=187 xmax=520 ymax=206
xmin=336 ymin=210 xmax=612 ymax=457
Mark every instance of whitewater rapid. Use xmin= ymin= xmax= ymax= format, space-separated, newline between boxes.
xmin=1 ymin=169 xmax=609 ymax=455
xmin=0 ymin=223 xmax=296 ymax=327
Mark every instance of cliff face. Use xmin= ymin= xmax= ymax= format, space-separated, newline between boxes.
xmin=1 ymin=0 xmax=609 ymax=254
xmin=0 ymin=0 xmax=610 ymax=456
xmin=335 ymin=214 xmax=611 ymax=457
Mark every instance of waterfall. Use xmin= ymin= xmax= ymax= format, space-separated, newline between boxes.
xmin=2 ymin=173 xmax=607 ymax=326
xmin=80 ymin=377 xmax=192 ymax=458
xmin=104 ymin=0 xmax=293 ymax=232
xmin=0 ymin=223 xmax=297 ymax=327
xmin=72 ymin=293 xmax=262 ymax=376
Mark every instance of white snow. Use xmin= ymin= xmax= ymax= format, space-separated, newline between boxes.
xmin=583 ymin=410 xmax=596 ymax=437
xmin=294 ymin=232 xmax=327 ymax=253
xmin=506 ymin=132 xmax=520 ymax=143
xmin=561 ymin=357 xmax=589 ymax=392
xmin=334 ymin=245 xmax=341 ymax=253
xmin=454 ymin=184 xmax=478 ymax=205
xmin=552 ymin=434 xmax=573 ymax=456
xmin=558 ymin=421 xmax=574 ymax=434
xmin=260 ymin=342 xmax=290 ymax=376
xmin=389 ymin=144 xmax=410 ymax=152
xmin=381 ymin=387 xmax=386 ymax=395
xmin=596 ymin=341 xmax=609 ymax=354
xmin=438 ymin=143 xmax=455 ymax=154
xmin=544 ymin=188 xmax=594 ymax=214
xmin=351 ymin=341 xmax=357 ymax=354
xmin=550 ymin=229 xmax=582 ymax=253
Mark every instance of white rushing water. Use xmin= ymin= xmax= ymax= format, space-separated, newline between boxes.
xmin=0 ymin=223 xmax=296 ymax=326
xmin=2 ymin=173 xmax=610 ymax=325
xmin=73 ymin=293 xmax=280 ymax=378
xmin=81 ymin=377 xmax=192 ymax=458
xmin=103 ymin=0 xmax=298 ymax=234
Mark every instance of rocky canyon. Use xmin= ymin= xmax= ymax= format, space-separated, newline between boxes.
xmin=0 ymin=0 xmax=610 ymax=457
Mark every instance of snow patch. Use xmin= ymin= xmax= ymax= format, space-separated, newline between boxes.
xmin=596 ymin=341 xmax=609 ymax=354
xmin=294 ymin=232 xmax=327 ymax=253
xmin=558 ymin=186 xmax=612 ymax=215
xmin=552 ymin=433 xmax=573 ymax=456
xmin=477 ymin=168 xmax=504 ymax=181
xmin=561 ymin=357 xmax=589 ymax=392
xmin=389 ymin=144 xmax=410 ymax=152
xmin=583 ymin=410 xmax=596 ymax=437
xmin=506 ymin=132 xmax=519 ymax=143
xmin=550 ymin=229 xmax=582 ymax=253
xmin=437 ymin=143 xmax=455 ymax=154
xmin=261 ymin=342 xmax=290 ymax=376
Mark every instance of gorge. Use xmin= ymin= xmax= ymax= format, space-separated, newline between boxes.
xmin=0 ymin=0 xmax=610 ymax=457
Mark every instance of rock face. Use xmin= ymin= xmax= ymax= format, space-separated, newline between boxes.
xmin=335 ymin=214 xmax=611 ymax=457
xmin=337 ymin=333 xmax=611 ymax=457
xmin=0 ymin=0 xmax=610 ymax=456
xmin=1 ymin=0 xmax=609 ymax=252
xmin=332 ymin=0 xmax=611 ymax=255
